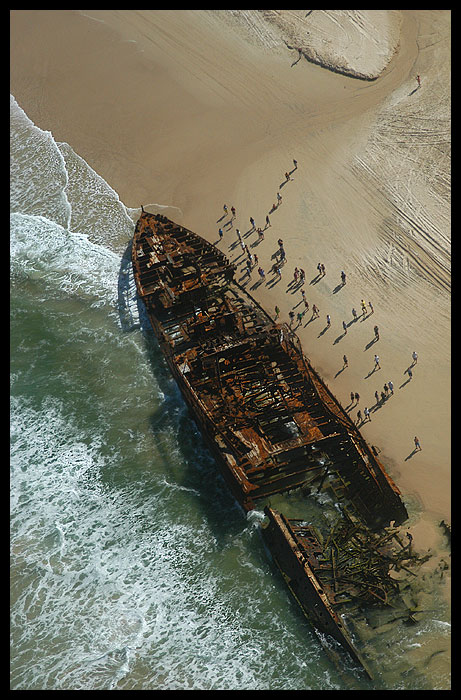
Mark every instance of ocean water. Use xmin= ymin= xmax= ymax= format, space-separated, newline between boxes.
xmin=10 ymin=94 xmax=450 ymax=690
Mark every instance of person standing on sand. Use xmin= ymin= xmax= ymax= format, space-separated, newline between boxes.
xmin=368 ymin=301 xmax=374 ymax=314
xmin=361 ymin=299 xmax=367 ymax=316
xmin=412 ymin=351 xmax=418 ymax=365
xmin=374 ymin=354 xmax=380 ymax=370
xmin=342 ymin=320 xmax=347 ymax=334
xmin=312 ymin=304 xmax=319 ymax=319
xmin=416 ymin=74 xmax=421 ymax=88
xmin=249 ymin=216 xmax=255 ymax=230
xmin=357 ymin=409 xmax=362 ymax=424
xmin=341 ymin=270 xmax=346 ymax=285
xmin=364 ymin=407 xmax=371 ymax=422
xmin=223 ymin=204 xmax=228 ymax=215
xmin=354 ymin=392 xmax=360 ymax=403
xmin=275 ymin=305 xmax=280 ymax=319
xmin=374 ymin=325 xmax=379 ymax=340
xmin=414 ymin=436 xmax=421 ymax=451
xmin=300 ymin=269 xmax=305 ymax=283
xmin=265 ymin=215 xmax=271 ymax=228
xmin=293 ymin=159 xmax=298 ymax=169
xmin=352 ymin=308 xmax=357 ymax=321
xmin=277 ymin=192 xmax=282 ymax=205
xmin=343 ymin=354 xmax=348 ymax=368
xmin=231 ymin=206 xmax=236 ymax=218
xmin=350 ymin=391 xmax=355 ymax=405
xmin=257 ymin=228 xmax=264 ymax=241
xmin=388 ymin=379 xmax=394 ymax=395
xmin=326 ymin=314 xmax=331 ymax=327
xmin=218 ymin=228 xmax=223 ymax=241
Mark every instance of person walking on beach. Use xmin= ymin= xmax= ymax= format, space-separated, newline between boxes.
xmin=276 ymin=266 xmax=282 ymax=281
xmin=384 ymin=383 xmax=389 ymax=396
xmin=303 ymin=298 xmax=309 ymax=312
xmin=352 ymin=308 xmax=357 ymax=321
xmin=297 ymin=311 xmax=303 ymax=326
xmin=374 ymin=354 xmax=381 ymax=370
xmin=416 ymin=74 xmax=421 ymax=88
xmin=414 ymin=436 xmax=422 ymax=451
xmin=293 ymin=267 xmax=299 ymax=283
xmin=257 ymin=227 xmax=264 ymax=241
xmin=388 ymin=379 xmax=394 ymax=395
xmin=277 ymin=192 xmax=282 ymax=205
xmin=275 ymin=305 xmax=280 ymax=320
xmin=320 ymin=263 xmax=325 ymax=276
xmin=317 ymin=262 xmax=322 ymax=276
xmin=354 ymin=392 xmax=360 ymax=403
xmin=293 ymin=159 xmax=298 ymax=169
xmin=231 ymin=206 xmax=236 ymax=218
xmin=375 ymin=390 xmax=380 ymax=404
xmin=364 ymin=407 xmax=371 ymax=422
xmin=285 ymin=171 xmax=291 ymax=182
xmin=342 ymin=320 xmax=348 ymax=334
xmin=326 ymin=314 xmax=331 ymax=327
xmin=343 ymin=354 xmax=348 ymax=368
xmin=218 ymin=228 xmax=223 ymax=241
xmin=361 ymin=299 xmax=367 ymax=316
xmin=350 ymin=391 xmax=355 ymax=405
xmin=249 ymin=216 xmax=255 ymax=230
xmin=265 ymin=214 xmax=271 ymax=229
xmin=236 ymin=228 xmax=242 ymax=242
xmin=300 ymin=269 xmax=305 ymax=283
xmin=374 ymin=325 xmax=379 ymax=340
xmin=312 ymin=304 xmax=319 ymax=319
xmin=368 ymin=301 xmax=374 ymax=314
xmin=341 ymin=270 xmax=346 ymax=286
xmin=258 ymin=267 xmax=266 ymax=281
xmin=253 ymin=254 xmax=258 ymax=267
xmin=412 ymin=351 xmax=418 ymax=365
xmin=357 ymin=409 xmax=362 ymax=424
xmin=289 ymin=310 xmax=295 ymax=326
xmin=223 ymin=204 xmax=228 ymax=215
xmin=407 ymin=366 xmax=413 ymax=380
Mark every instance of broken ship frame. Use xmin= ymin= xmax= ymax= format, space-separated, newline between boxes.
xmin=131 ymin=210 xmax=415 ymax=680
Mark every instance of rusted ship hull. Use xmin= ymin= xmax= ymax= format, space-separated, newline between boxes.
xmin=131 ymin=210 xmax=410 ymax=679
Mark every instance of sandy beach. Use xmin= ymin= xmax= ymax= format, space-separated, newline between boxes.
xmin=11 ymin=8 xmax=450 ymax=567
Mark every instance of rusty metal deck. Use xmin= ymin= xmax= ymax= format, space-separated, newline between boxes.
xmin=131 ymin=210 xmax=413 ymax=679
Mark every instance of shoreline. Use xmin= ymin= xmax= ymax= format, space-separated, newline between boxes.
xmin=10 ymin=10 xmax=450 ymax=558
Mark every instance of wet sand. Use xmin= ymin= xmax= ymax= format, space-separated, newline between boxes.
xmin=10 ymin=10 xmax=450 ymax=563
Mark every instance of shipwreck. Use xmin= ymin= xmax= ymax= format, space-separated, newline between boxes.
xmin=131 ymin=209 xmax=423 ymax=680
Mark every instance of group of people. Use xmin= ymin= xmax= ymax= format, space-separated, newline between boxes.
xmin=216 ymin=160 xmax=422 ymax=455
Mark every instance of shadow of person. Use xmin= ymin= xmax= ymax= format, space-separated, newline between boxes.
xmin=333 ymin=332 xmax=346 ymax=345
xmin=404 ymin=448 xmax=418 ymax=461
xmin=364 ymin=337 xmax=377 ymax=351
xmin=332 ymin=284 xmax=343 ymax=294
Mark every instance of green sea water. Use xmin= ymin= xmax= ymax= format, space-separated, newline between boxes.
xmin=10 ymin=94 xmax=450 ymax=690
